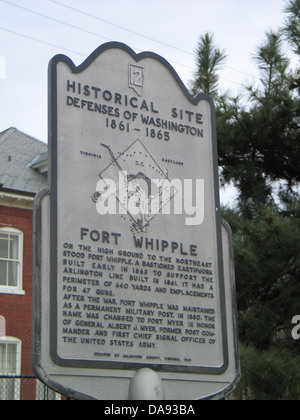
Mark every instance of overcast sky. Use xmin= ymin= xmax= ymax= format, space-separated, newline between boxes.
xmin=0 ymin=0 xmax=291 ymax=204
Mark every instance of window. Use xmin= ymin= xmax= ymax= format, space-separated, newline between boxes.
xmin=0 ymin=337 xmax=21 ymax=400
xmin=0 ymin=228 xmax=24 ymax=294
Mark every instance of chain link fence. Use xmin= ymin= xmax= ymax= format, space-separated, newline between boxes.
xmin=0 ymin=376 xmax=64 ymax=400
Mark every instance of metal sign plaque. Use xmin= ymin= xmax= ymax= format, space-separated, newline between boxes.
xmin=33 ymin=43 xmax=240 ymax=400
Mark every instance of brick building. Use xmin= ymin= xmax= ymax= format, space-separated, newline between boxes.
xmin=0 ymin=127 xmax=51 ymax=399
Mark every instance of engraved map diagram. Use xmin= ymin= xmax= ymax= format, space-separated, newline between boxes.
xmin=92 ymin=139 xmax=177 ymax=235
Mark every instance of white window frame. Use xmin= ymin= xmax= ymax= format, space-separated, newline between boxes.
xmin=0 ymin=227 xmax=24 ymax=295
xmin=0 ymin=336 xmax=22 ymax=400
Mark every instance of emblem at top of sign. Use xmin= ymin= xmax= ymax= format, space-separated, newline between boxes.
xmin=129 ymin=64 xmax=144 ymax=97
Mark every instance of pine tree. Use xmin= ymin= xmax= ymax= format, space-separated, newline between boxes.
xmin=191 ymin=4 xmax=300 ymax=399
xmin=190 ymin=33 xmax=227 ymax=100
xmin=220 ymin=29 xmax=300 ymax=398
xmin=283 ymin=0 xmax=300 ymax=93
xmin=218 ymin=29 xmax=300 ymax=212
xmin=284 ymin=0 xmax=300 ymax=56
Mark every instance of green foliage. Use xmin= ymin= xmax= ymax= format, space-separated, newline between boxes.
xmin=283 ymin=0 xmax=300 ymax=56
xmin=223 ymin=204 xmax=300 ymax=353
xmin=237 ymin=344 xmax=300 ymax=400
xmin=284 ymin=0 xmax=300 ymax=93
xmin=190 ymin=32 xmax=227 ymax=100
xmin=191 ymin=0 xmax=300 ymax=400
xmin=217 ymin=30 xmax=300 ymax=209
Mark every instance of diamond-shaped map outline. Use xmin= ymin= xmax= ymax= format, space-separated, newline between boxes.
xmin=97 ymin=139 xmax=177 ymax=233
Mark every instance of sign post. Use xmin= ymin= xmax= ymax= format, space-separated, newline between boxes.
xmin=32 ymin=42 xmax=240 ymax=400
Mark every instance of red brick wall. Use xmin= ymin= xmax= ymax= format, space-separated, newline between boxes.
xmin=0 ymin=204 xmax=34 ymax=376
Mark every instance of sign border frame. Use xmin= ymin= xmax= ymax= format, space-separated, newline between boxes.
xmin=32 ymin=190 xmax=240 ymax=401
xmin=48 ymin=42 xmax=229 ymax=375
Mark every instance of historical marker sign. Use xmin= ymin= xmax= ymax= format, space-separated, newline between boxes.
xmin=33 ymin=42 xmax=240 ymax=400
